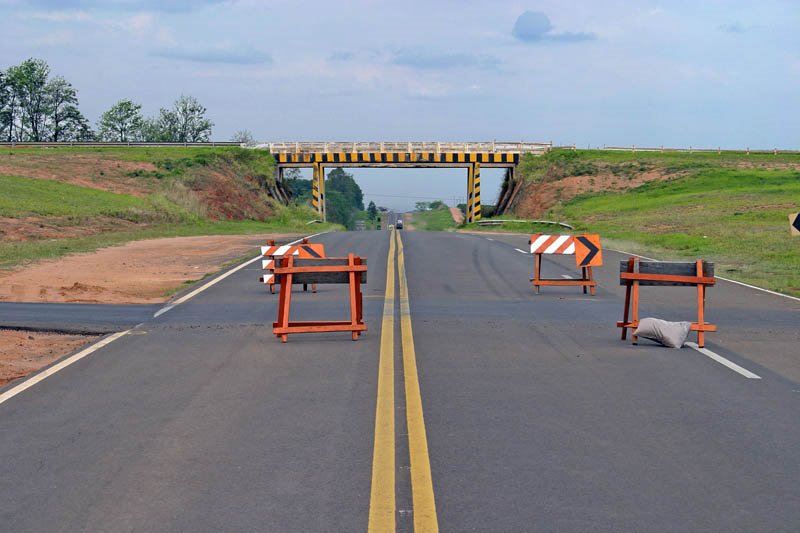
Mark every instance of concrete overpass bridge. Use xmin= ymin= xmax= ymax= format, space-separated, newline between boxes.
xmin=261 ymin=141 xmax=551 ymax=222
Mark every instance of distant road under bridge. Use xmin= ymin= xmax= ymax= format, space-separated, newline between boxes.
xmin=262 ymin=141 xmax=551 ymax=222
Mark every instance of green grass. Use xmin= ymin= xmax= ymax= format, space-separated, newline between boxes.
xmin=411 ymin=207 xmax=458 ymax=231
xmin=0 ymin=212 xmax=341 ymax=269
xmin=0 ymin=174 xmax=188 ymax=221
xmin=559 ymin=168 xmax=800 ymax=296
xmin=0 ymin=172 xmax=340 ymax=269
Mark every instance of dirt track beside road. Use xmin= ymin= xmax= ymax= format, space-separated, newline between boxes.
xmin=0 ymin=233 xmax=300 ymax=304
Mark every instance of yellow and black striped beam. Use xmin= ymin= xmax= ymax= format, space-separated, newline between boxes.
xmin=273 ymin=152 xmax=520 ymax=165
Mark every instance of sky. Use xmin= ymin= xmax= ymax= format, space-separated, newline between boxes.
xmin=1 ymin=0 xmax=798 ymax=210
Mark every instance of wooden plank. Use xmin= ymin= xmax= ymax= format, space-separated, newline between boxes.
xmin=274 ymin=258 xmax=367 ymax=284
xmin=619 ymin=260 xmax=714 ymax=286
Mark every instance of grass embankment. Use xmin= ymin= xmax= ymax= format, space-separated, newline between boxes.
xmin=0 ymin=146 xmax=340 ymax=269
xmin=563 ymin=168 xmax=800 ymax=296
xmin=411 ymin=206 xmax=458 ymax=231
xmin=499 ymin=149 xmax=800 ymax=296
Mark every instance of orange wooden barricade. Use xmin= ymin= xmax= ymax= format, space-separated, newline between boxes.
xmin=272 ymin=254 xmax=367 ymax=342
xmin=529 ymin=234 xmax=602 ymax=295
xmin=261 ymin=238 xmax=325 ymax=294
xmin=617 ymin=257 xmax=717 ymax=348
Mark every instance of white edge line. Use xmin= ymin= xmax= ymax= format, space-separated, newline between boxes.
xmin=154 ymin=231 xmax=329 ymax=317
xmin=685 ymin=342 xmax=761 ymax=379
xmin=0 ymin=330 xmax=131 ymax=406
xmin=153 ymin=305 xmax=174 ymax=318
xmin=515 ymin=248 xmax=528 ymax=254
xmin=561 ymin=274 xmax=573 ymax=279
xmin=609 ymin=248 xmax=800 ymax=303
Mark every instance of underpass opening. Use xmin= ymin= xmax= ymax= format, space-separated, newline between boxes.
xmin=280 ymin=165 xmax=506 ymax=228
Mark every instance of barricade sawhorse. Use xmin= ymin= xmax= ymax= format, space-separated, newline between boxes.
xmin=272 ymin=254 xmax=367 ymax=342
xmin=260 ymin=238 xmax=326 ymax=294
xmin=529 ymin=233 xmax=603 ymax=295
xmin=617 ymin=257 xmax=716 ymax=348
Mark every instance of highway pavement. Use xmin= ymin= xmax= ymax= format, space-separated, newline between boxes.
xmin=1 ymin=229 xmax=798 ymax=532
xmin=0 ymin=302 xmax=161 ymax=334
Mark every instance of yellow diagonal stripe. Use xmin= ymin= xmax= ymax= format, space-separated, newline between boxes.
xmin=397 ymin=232 xmax=439 ymax=532
xmin=369 ymin=229 xmax=397 ymax=532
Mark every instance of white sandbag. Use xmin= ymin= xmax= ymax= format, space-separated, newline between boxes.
xmin=634 ymin=317 xmax=692 ymax=348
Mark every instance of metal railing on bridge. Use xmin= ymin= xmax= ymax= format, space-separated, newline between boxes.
xmin=260 ymin=141 xmax=552 ymax=154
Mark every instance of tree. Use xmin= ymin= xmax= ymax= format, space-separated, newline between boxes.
xmin=284 ymin=168 xmax=312 ymax=204
xmin=327 ymin=167 xmax=364 ymax=210
xmin=0 ymin=58 xmax=90 ymax=141
xmin=231 ymin=129 xmax=255 ymax=145
xmin=324 ymin=168 xmax=365 ymax=229
xmin=97 ymin=99 xmax=144 ymax=141
xmin=415 ymin=201 xmax=431 ymax=211
xmin=367 ymin=201 xmax=378 ymax=220
xmin=45 ymin=76 xmax=87 ymax=142
xmin=7 ymin=58 xmax=50 ymax=141
xmin=140 ymin=116 xmax=168 ymax=142
xmin=155 ymin=95 xmax=213 ymax=142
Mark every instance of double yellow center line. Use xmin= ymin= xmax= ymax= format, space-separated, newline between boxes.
xmin=369 ymin=229 xmax=438 ymax=532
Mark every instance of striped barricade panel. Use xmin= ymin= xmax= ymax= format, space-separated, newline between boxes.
xmin=260 ymin=245 xmax=299 ymax=285
xmin=259 ymin=243 xmax=326 ymax=285
xmin=529 ymin=234 xmax=576 ymax=255
xmin=528 ymin=233 xmax=601 ymax=296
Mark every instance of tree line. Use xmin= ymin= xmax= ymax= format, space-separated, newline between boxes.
xmin=286 ymin=167 xmax=388 ymax=230
xmin=1 ymin=58 xmax=213 ymax=142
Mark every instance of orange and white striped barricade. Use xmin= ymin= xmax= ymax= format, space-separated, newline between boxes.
xmin=618 ymin=258 xmax=716 ymax=348
xmin=272 ymin=254 xmax=367 ymax=342
xmin=260 ymin=238 xmax=326 ymax=294
xmin=529 ymin=233 xmax=603 ymax=295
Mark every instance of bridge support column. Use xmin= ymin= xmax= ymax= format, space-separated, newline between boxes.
xmin=312 ymin=162 xmax=326 ymax=221
xmin=472 ymin=162 xmax=481 ymax=221
xmin=466 ymin=163 xmax=481 ymax=223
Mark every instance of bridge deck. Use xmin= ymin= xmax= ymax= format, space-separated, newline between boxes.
xmin=262 ymin=141 xmax=550 ymax=163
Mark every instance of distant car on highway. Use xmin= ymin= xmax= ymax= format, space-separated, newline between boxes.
xmin=395 ymin=220 xmax=403 ymax=230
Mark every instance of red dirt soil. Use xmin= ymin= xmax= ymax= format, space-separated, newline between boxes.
xmin=513 ymin=169 xmax=684 ymax=218
xmin=0 ymin=330 xmax=94 ymax=387
xmin=449 ymin=207 xmax=465 ymax=224
xmin=0 ymin=233 xmax=301 ymax=387
xmin=0 ymin=153 xmax=158 ymax=196
xmin=0 ymin=233 xmax=300 ymax=304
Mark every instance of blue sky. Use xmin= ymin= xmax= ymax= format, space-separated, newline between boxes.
xmin=2 ymin=0 xmax=798 ymax=209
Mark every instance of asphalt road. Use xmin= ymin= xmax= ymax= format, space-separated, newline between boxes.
xmin=1 ymin=229 xmax=798 ymax=532
xmin=0 ymin=302 xmax=161 ymax=333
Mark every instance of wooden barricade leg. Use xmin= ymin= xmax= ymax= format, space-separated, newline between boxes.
xmin=582 ymin=267 xmax=588 ymax=294
xmin=621 ymin=258 xmax=634 ymax=340
xmin=533 ymin=253 xmax=542 ymax=293
xmin=696 ymin=260 xmax=706 ymax=348
xmin=355 ymin=257 xmax=364 ymax=328
xmin=587 ymin=266 xmax=596 ymax=296
xmin=267 ymin=240 xmax=276 ymax=294
xmin=348 ymin=254 xmax=359 ymax=341
xmin=277 ymin=257 xmax=294 ymax=343
xmin=631 ymin=277 xmax=640 ymax=345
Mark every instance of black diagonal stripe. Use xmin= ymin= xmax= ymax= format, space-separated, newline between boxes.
xmin=301 ymin=244 xmax=322 ymax=258
xmin=793 ymin=214 xmax=800 ymax=232
xmin=576 ymin=236 xmax=599 ymax=266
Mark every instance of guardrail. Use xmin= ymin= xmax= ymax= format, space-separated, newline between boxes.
xmin=0 ymin=141 xmax=242 ymax=148
xmin=261 ymin=141 xmax=552 ymax=154
xmin=553 ymin=144 xmax=800 ymax=155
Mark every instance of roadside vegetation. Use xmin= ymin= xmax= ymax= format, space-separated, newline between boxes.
xmin=488 ymin=149 xmax=800 ymax=296
xmin=411 ymin=201 xmax=457 ymax=231
xmin=0 ymin=146 xmax=340 ymax=269
xmin=560 ymin=168 xmax=800 ymax=296
xmin=1 ymin=58 xmax=214 ymax=142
